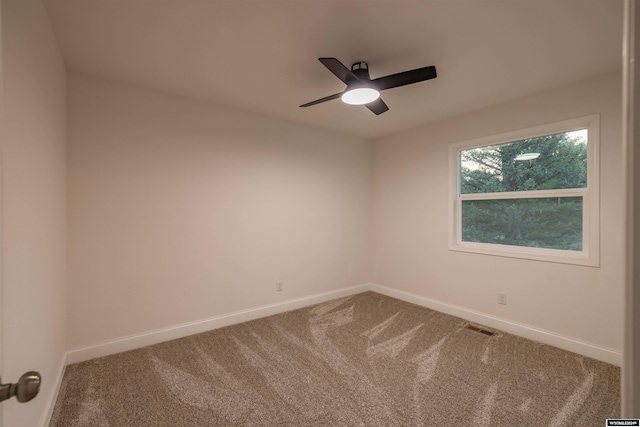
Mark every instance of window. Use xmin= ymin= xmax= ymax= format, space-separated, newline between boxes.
xmin=449 ymin=115 xmax=599 ymax=266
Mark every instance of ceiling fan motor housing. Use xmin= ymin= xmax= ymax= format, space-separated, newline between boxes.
xmin=350 ymin=61 xmax=371 ymax=81
xmin=348 ymin=61 xmax=379 ymax=93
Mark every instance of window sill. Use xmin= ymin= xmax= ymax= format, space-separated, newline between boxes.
xmin=449 ymin=242 xmax=600 ymax=267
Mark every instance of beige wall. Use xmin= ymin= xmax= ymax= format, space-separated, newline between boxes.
xmin=372 ymin=70 xmax=624 ymax=351
xmin=66 ymin=73 xmax=372 ymax=349
xmin=1 ymin=0 xmax=67 ymax=425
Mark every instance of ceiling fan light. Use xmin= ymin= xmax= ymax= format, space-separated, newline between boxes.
xmin=341 ymin=87 xmax=380 ymax=105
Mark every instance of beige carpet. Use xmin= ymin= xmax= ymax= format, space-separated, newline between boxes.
xmin=50 ymin=291 xmax=620 ymax=426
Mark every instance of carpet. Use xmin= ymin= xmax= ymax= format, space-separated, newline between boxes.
xmin=50 ymin=291 xmax=620 ymax=426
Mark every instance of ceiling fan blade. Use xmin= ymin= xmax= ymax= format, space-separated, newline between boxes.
xmin=299 ymin=92 xmax=343 ymax=107
xmin=372 ymin=65 xmax=437 ymax=91
xmin=365 ymin=98 xmax=389 ymax=115
xmin=319 ymin=58 xmax=358 ymax=85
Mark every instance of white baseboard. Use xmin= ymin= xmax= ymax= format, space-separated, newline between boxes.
xmin=369 ymin=283 xmax=622 ymax=366
xmin=65 ymin=282 xmax=621 ymax=367
xmin=66 ymin=284 xmax=371 ymax=365
xmin=39 ymin=353 xmax=67 ymax=427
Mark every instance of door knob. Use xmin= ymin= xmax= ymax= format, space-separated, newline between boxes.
xmin=0 ymin=371 xmax=41 ymax=403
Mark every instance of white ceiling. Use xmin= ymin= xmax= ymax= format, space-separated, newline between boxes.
xmin=44 ymin=0 xmax=623 ymax=140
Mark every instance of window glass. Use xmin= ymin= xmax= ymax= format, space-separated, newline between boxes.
xmin=460 ymin=130 xmax=587 ymax=194
xmin=461 ymin=197 xmax=583 ymax=250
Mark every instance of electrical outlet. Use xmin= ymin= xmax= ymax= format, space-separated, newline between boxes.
xmin=276 ymin=281 xmax=283 ymax=292
xmin=498 ymin=292 xmax=507 ymax=305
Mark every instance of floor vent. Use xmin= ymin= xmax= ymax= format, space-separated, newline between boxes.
xmin=465 ymin=324 xmax=495 ymax=336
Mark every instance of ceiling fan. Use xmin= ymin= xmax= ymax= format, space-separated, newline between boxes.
xmin=300 ymin=58 xmax=437 ymax=115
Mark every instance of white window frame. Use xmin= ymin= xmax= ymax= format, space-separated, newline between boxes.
xmin=448 ymin=114 xmax=600 ymax=267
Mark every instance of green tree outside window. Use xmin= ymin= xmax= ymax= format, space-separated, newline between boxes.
xmin=459 ymin=131 xmax=587 ymax=251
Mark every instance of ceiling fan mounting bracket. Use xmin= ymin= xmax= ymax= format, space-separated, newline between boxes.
xmin=350 ymin=61 xmax=368 ymax=71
